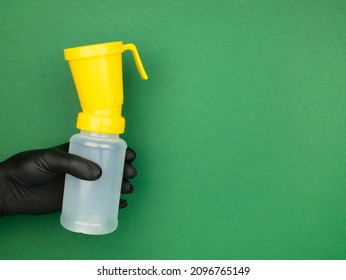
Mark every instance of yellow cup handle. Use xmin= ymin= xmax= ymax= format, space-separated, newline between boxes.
xmin=123 ymin=44 xmax=148 ymax=80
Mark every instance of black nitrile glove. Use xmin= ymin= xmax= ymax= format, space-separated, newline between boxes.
xmin=0 ymin=143 xmax=137 ymax=217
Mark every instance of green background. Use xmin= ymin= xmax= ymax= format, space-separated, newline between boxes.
xmin=0 ymin=0 xmax=345 ymax=260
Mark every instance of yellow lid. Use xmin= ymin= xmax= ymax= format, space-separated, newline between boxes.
xmin=64 ymin=41 xmax=148 ymax=134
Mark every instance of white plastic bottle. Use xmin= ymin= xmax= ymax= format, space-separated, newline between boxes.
xmin=60 ymin=131 xmax=126 ymax=234
xmin=59 ymin=41 xmax=148 ymax=235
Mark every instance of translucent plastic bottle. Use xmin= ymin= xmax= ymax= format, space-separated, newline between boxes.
xmin=60 ymin=131 xmax=127 ymax=234
xmin=59 ymin=41 xmax=147 ymax=235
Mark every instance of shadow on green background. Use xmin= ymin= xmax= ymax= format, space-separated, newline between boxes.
xmin=0 ymin=0 xmax=345 ymax=259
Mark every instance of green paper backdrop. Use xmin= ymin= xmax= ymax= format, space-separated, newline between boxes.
xmin=0 ymin=0 xmax=346 ymax=260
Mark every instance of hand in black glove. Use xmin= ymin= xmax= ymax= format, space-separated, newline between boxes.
xmin=0 ymin=143 xmax=137 ymax=216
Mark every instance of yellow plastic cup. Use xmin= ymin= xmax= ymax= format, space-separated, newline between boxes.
xmin=64 ymin=41 xmax=148 ymax=134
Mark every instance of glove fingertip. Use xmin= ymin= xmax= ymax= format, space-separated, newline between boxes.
xmin=121 ymin=180 xmax=134 ymax=194
xmin=125 ymin=147 xmax=137 ymax=162
xmin=119 ymin=199 xmax=128 ymax=209
xmin=123 ymin=163 xmax=137 ymax=179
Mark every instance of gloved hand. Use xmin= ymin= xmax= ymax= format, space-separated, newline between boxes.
xmin=0 ymin=143 xmax=137 ymax=216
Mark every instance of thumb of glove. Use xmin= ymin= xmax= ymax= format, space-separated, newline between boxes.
xmin=0 ymin=149 xmax=102 ymax=216
xmin=1 ymin=148 xmax=102 ymax=186
xmin=38 ymin=149 xmax=102 ymax=181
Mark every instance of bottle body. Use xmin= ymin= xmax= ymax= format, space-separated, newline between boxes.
xmin=60 ymin=131 xmax=127 ymax=235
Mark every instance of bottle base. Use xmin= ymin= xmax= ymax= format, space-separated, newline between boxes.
xmin=60 ymin=216 xmax=118 ymax=235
